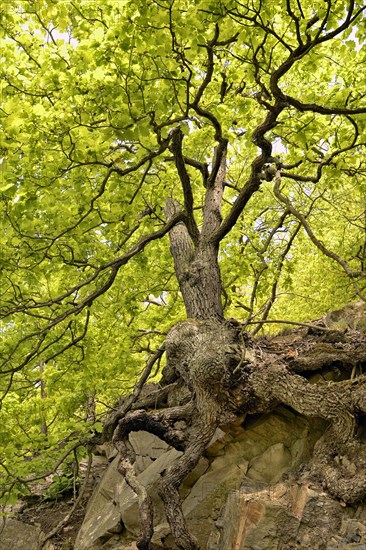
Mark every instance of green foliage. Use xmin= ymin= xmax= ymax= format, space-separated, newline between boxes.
xmin=0 ymin=0 xmax=365 ymax=501
xmin=43 ymin=470 xmax=77 ymax=501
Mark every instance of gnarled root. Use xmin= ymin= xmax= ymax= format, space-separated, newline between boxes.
xmin=158 ymin=412 xmax=218 ymax=550
xmin=251 ymin=363 xmax=366 ymax=502
xmin=312 ymin=428 xmax=366 ymax=503
xmin=113 ymin=435 xmax=154 ymax=550
xmin=112 ymin=403 xmax=194 ymax=549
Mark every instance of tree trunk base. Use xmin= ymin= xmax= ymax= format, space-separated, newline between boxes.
xmin=108 ymin=317 xmax=366 ymax=548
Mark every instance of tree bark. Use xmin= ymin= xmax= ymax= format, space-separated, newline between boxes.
xmin=165 ymin=199 xmax=223 ymax=321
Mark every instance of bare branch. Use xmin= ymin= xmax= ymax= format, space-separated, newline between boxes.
xmin=39 ymin=452 xmax=93 ymax=549
xmin=1 ymin=213 xmax=185 ymax=375
xmin=170 ymin=128 xmax=200 ymax=243
xmin=251 ymin=221 xmax=302 ymax=336
xmin=211 ymin=100 xmax=285 ymax=243
xmin=273 ymin=173 xmax=365 ymax=301
xmin=103 ymin=346 xmax=166 ymax=441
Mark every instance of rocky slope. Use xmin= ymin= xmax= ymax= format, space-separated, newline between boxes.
xmin=4 ymin=303 xmax=366 ymax=549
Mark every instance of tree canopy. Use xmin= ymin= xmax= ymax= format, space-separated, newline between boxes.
xmin=1 ymin=0 xmax=366 ymax=535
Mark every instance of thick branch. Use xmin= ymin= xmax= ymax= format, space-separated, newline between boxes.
xmin=191 ymin=24 xmax=219 ymax=109
xmin=170 ymin=128 xmax=200 ymax=243
xmin=278 ymin=95 xmax=366 ymax=117
xmin=212 ymin=101 xmax=285 ymax=243
xmin=189 ymin=24 xmax=225 ymax=146
xmin=165 ymin=198 xmax=195 ymax=281
xmin=165 ymin=201 xmax=224 ymax=320
xmin=201 ymin=145 xmax=227 ymax=241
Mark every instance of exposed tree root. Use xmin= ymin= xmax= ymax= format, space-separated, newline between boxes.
xmin=158 ymin=412 xmax=218 ymax=550
xmin=108 ymin=319 xmax=366 ymax=548
xmin=251 ymin=363 xmax=366 ymax=502
xmin=112 ymin=403 xmax=194 ymax=548
xmin=114 ymin=435 xmax=153 ymax=550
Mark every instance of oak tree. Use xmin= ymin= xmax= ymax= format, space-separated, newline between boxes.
xmin=1 ymin=0 xmax=366 ymax=547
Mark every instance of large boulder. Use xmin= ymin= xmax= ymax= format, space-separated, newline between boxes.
xmin=210 ymin=480 xmax=363 ymax=549
xmin=75 ymin=406 xmax=366 ymax=549
xmin=74 ymin=431 xmax=181 ymax=550
xmin=0 ymin=518 xmax=42 ymax=550
xmin=152 ymin=453 xmax=249 ymax=548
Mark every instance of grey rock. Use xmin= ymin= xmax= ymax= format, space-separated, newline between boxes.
xmin=0 ymin=518 xmax=42 ymax=550
xmin=74 ymin=455 xmax=122 ymax=550
xmin=118 ymin=446 xmax=183 ymax=534
xmin=75 ymin=433 xmax=183 ymax=550
xmin=247 ymin=442 xmax=292 ymax=483
xmin=75 ymin=405 xmax=366 ymax=550
xmin=210 ymin=482 xmax=347 ymax=550
xmin=129 ymin=431 xmax=170 ymax=461
xmin=161 ymin=454 xmax=249 ymax=548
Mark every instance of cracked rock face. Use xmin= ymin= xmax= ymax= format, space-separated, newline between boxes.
xmin=74 ymin=404 xmax=366 ymax=550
